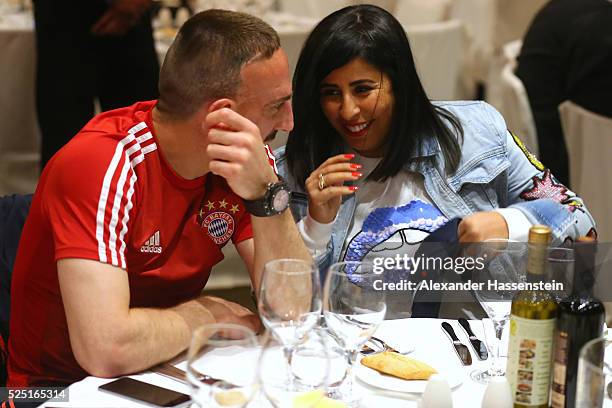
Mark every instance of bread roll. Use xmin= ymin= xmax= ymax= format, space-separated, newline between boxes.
xmin=361 ymin=351 xmax=437 ymax=380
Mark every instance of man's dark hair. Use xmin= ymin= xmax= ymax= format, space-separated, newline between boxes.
xmin=157 ymin=9 xmax=280 ymax=119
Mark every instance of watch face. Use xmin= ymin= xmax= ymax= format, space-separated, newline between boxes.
xmin=272 ymin=189 xmax=290 ymax=212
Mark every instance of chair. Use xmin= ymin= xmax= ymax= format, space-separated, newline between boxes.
xmin=278 ymin=28 xmax=311 ymax=81
xmin=0 ymin=27 xmax=41 ymax=196
xmin=450 ymin=0 xmax=547 ymax=94
xmin=278 ymin=0 xmax=352 ymax=20
xmin=0 ymin=152 xmax=40 ymax=196
xmin=558 ymin=101 xmax=612 ymax=242
xmin=0 ymin=194 xmax=32 ymax=386
xmin=354 ymin=0 xmax=397 ymax=13
xmin=394 ymin=0 xmax=451 ymax=26
xmin=497 ymin=40 xmax=538 ymax=156
xmin=405 ymin=20 xmax=470 ymax=100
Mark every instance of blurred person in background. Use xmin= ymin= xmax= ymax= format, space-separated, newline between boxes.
xmin=33 ymin=0 xmax=160 ymax=168
xmin=516 ymin=0 xmax=612 ymax=186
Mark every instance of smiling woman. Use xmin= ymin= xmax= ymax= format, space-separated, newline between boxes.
xmin=275 ymin=4 xmax=596 ymax=318
xmin=319 ymin=59 xmax=394 ymax=158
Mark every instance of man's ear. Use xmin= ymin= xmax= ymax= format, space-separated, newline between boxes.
xmin=208 ymin=98 xmax=236 ymax=113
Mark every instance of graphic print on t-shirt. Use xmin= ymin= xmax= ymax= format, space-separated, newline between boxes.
xmin=343 ymin=199 xmax=448 ymax=278
xmin=197 ymin=198 xmax=242 ymax=245
xmin=140 ymin=230 xmax=162 ymax=253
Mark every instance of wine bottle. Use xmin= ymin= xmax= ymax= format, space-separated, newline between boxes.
xmin=507 ymin=225 xmax=557 ymax=408
xmin=550 ymin=236 xmax=605 ymax=408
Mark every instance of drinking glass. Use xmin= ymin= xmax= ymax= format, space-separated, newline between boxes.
xmin=187 ymin=323 xmax=260 ymax=408
xmin=323 ymin=261 xmax=387 ymax=406
xmin=259 ymin=328 xmax=346 ymax=407
xmin=575 ymin=337 xmax=612 ymax=407
xmin=258 ymin=259 xmax=322 ymax=388
xmin=471 ymin=238 xmax=527 ymax=383
xmin=546 ymin=247 xmax=574 ymax=301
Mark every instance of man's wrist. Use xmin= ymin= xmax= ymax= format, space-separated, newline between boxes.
xmin=175 ymin=300 xmax=216 ymax=334
xmin=246 ymin=174 xmax=279 ymax=201
xmin=244 ymin=176 xmax=290 ymax=217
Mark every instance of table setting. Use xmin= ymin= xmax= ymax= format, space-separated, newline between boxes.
xmin=39 ymin=317 xmax=499 ymax=408
xmin=34 ymin=235 xmax=612 ymax=408
xmin=38 ymin=259 xmax=519 ymax=408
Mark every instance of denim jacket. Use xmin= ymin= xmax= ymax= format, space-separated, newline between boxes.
xmin=275 ymin=101 xmax=597 ymax=272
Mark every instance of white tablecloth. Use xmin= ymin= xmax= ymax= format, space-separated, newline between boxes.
xmin=36 ymin=319 xmax=501 ymax=408
xmin=36 ymin=318 xmax=612 ymax=407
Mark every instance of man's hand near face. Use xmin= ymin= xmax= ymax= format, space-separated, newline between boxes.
xmin=205 ymin=108 xmax=278 ymax=201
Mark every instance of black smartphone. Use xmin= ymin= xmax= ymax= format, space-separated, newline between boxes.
xmin=99 ymin=377 xmax=191 ymax=407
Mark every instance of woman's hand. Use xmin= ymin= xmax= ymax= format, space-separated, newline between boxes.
xmin=458 ymin=211 xmax=509 ymax=243
xmin=305 ymin=154 xmax=363 ymax=224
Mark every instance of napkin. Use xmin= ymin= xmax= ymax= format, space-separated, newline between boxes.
xmin=293 ymin=390 xmax=347 ymax=408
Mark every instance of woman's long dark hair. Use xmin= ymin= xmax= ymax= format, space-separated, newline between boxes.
xmin=285 ymin=4 xmax=463 ymax=187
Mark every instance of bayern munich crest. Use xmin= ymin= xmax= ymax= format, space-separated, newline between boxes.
xmin=202 ymin=211 xmax=235 ymax=245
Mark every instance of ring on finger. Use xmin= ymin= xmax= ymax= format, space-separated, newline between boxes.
xmin=318 ymin=173 xmax=327 ymax=190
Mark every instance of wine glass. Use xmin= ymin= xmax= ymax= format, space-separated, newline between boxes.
xmin=259 ymin=328 xmax=346 ymax=407
xmin=323 ymin=261 xmax=387 ymax=406
xmin=186 ymin=323 xmax=260 ymax=408
xmin=575 ymin=337 xmax=612 ymax=407
xmin=258 ymin=259 xmax=322 ymax=388
xmin=546 ymin=247 xmax=574 ymax=302
xmin=471 ymin=238 xmax=527 ymax=383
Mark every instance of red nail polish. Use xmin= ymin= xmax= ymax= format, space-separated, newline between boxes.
xmin=352 ymin=172 xmax=363 ymax=177
xmin=349 ymin=186 xmax=359 ymax=191
xmin=344 ymin=154 xmax=355 ymax=159
xmin=350 ymin=163 xmax=362 ymax=169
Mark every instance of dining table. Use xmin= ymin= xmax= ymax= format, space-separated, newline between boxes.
xmin=35 ymin=318 xmax=506 ymax=408
xmin=31 ymin=317 xmax=612 ymax=407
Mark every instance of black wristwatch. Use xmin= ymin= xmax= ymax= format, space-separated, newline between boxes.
xmin=243 ymin=178 xmax=291 ymax=217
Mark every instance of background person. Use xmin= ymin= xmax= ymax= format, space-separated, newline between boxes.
xmin=516 ymin=0 xmax=612 ymax=186
xmin=33 ymin=0 xmax=160 ymax=168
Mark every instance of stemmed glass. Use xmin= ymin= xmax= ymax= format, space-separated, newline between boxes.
xmin=186 ymin=323 xmax=260 ymax=408
xmin=323 ymin=261 xmax=387 ymax=406
xmin=471 ymin=238 xmax=527 ymax=383
xmin=575 ymin=337 xmax=612 ymax=407
xmin=258 ymin=259 xmax=322 ymax=388
xmin=259 ymin=328 xmax=345 ymax=407
xmin=546 ymin=247 xmax=575 ymax=302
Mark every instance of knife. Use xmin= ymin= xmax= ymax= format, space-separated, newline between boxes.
xmin=151 ymin=362 xmax=237 ymax=388
xmin=441 ymin=322 xmax=472 ymax=366
xmin=458 ymin=318 xmax=489 ymax=360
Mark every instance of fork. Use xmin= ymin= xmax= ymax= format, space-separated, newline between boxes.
xmin=151 ymin=362 xmax=238 ymax=388
xmin=361 ymin=336 xmax=407 ymax=355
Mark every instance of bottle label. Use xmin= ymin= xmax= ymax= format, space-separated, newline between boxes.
xmin=550 ymin=331 xmax=569 ymax=408
xmin=507 ymin=315 xmax=556 ymax=406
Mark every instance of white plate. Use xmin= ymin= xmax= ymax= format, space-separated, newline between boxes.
xmin=356 ymin=357 xmax=463 ymax=393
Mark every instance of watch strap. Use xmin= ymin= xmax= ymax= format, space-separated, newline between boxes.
xmin=243 ymin=179 xmax=289 ymax=217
